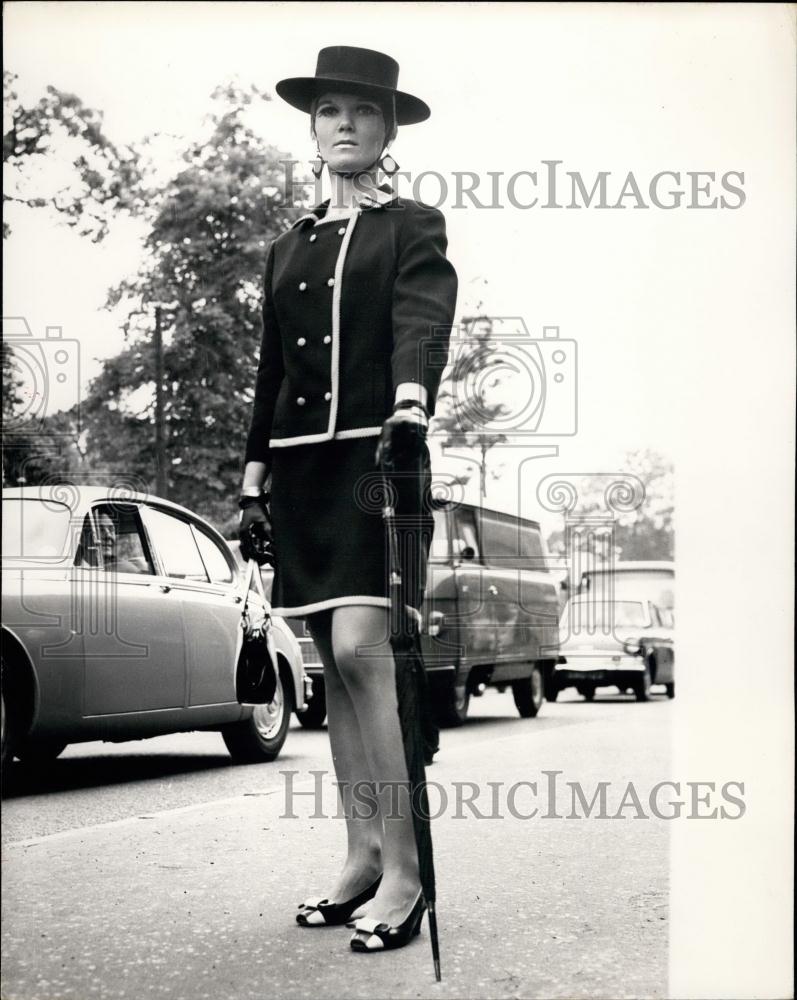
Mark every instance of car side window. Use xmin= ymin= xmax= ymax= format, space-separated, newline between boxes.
xmin=142 ymin=507 xmax=209 ymax=582
xmin=192 ymin=526 xmax=234 ymax=584
xmin=91 ymin=504 xmax=155 ymax=575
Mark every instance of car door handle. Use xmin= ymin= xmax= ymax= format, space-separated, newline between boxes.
xmin=158 ymin=584 xmax=172 ymax=594
xmin=488 ymin=585 xmax=498 ymax=596
xmin=231 ymin=594 xmax=243 ymax=604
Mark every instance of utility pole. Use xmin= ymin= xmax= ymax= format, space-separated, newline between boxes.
xmin=154 ymin=305 xmax=168 ymax=498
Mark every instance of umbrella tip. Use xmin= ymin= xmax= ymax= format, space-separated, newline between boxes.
xmin=434 ymin=959 xmax=441 ymax=981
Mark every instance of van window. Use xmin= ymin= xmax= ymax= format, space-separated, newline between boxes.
xmin=479 ymin=510 xmax=548 ymax=571
xmin=452 ymin=506 xmax=480 ymax=560
xmin=430 ymin=508 xmax=449 ymax=560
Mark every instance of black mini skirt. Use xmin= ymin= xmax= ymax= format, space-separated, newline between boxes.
xmin=269 ymin=436 xmax=432 ymax=619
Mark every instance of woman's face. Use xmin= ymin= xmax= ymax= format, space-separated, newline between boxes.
xmin=313 ymin=91 xmax=387 ymax=174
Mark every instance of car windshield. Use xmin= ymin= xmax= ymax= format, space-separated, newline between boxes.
xmin=2 ymin=498 xmax=74 ymax=559
xmin=563 ymin=600 xmax=648 ymax=629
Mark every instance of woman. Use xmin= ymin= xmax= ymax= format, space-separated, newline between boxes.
xmin=238 ymin=46 xmax=457 ymax=955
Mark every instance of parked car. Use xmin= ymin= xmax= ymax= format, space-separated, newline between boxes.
xmin=552 ymin=595 xmax=675 ymax=701
xmin=422 ymin=502 xmax=561 ymax=726
xmin=576 ymin=561 xmax=674 ymax=609
xmin=1 ymin=487 xmax=310 ymax=772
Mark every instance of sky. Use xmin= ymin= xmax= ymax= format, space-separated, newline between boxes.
xmin=3 ymin=2 xmax=794 ymax=530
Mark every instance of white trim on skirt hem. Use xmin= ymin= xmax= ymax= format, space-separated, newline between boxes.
xmin=273 ymin=596 xmax=422 ymax=625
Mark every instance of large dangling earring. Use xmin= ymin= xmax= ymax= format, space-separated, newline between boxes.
xmin=311 ymin=148 xmax=326 ymax=179
xmin=378 ymin=151 xmax=399 ymax=176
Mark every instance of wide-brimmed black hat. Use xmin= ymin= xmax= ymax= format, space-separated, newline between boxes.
xmin=276 ymin=46 xmax=430 ymax=126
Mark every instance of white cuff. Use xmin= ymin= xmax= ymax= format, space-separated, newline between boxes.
xmin=394 ymin=382 xmax=428 ymax=409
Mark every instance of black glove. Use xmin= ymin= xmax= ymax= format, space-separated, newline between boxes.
xmin=375 ymin=400 xmax=429 ymax=471
xmin=238 ymin=492 xmax=274 ymax=567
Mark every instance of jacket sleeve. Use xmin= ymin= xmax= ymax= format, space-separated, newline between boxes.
xmin=391 ymin=204 xmax=458 ymax=415
xmin=243 ymin=239 xmax=284 ymax=469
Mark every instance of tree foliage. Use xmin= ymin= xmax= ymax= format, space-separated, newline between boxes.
xmin=430 ymin=314 xmax=508 ymax=499
xmin=3 ymin=70 xmax=143 ymax=241
xmin=81 ymin=83 xmax=305 ymax=533
xmin=546 ymin=449 xmax=674 ymax=562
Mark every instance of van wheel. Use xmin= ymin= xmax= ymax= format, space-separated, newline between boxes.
xmin=296 ymin=675 xmax=327 ymax=729
xmin=634 ymin=663 xmax=653 ymax=702
xmin=222 ymin=663 xmax=293 ymax=762
xmin=544 ymin=675 xmax=560 ymax=702
xmin=434 ymin=680 xmax=470 ymax=728
xmin=512 ymin=666 xmax=544 ymax=718
xmin=578 ymin=683 xmax=596 ymax=702
xmin=665 ymin=682 xmax=675 ymax=699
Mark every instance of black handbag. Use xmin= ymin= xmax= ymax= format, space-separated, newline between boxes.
xmin=234 ymin=558 xmax=279 ymax=705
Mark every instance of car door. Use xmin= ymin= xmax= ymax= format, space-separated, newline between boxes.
xmin=648 ymin=603 xmax=675 ymax=683
xmin=139 ymin=505 xmax=241 ymax=709
xmin=449 ymin=504 xmax=496 ymax=669
xmin=79 ymin=502 xmax=188 ymax=716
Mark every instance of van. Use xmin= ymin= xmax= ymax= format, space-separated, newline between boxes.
xmin=421 ymin=502 xmax=561 ymax=726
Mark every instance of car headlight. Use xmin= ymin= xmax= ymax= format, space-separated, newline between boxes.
xmin=622 ymin=639 xmax=644 ymax=656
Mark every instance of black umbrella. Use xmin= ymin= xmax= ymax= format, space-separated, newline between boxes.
xmin=378 ymin=429 xmax=441 ymax=981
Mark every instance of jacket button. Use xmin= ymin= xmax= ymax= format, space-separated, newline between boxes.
xmin=296 ymin=337 xmax=306 ymax=347
xmin=309 ymin=234 xmax=317 ymax=242
xmin=337 ymin=227 xmax=346 ymax=236
xmin=296 ymin=396 xmax=306 ymax=406
xmin=327 ymin=277 xmax=335 ymax=287
xmin=323 ymin=335 xmax=331 ymax=344
xmin=299 ymin=281 xmax=307 ymax=291
xmin=324 ymin=391 xmax=332 ymax=401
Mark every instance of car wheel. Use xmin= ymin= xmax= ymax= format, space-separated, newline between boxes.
xmin=634 ymin=662 xmax=653 ymax=702
xmin=512 ymin=666 xmax=544 ymax=718
xmin=296 ymin=675 xmax=327 ymax=729
xmin=0 ymin=686 xmax=10 ymax=776
xmin=578 ymin=683 xmax=596 ymax=702
xmin=544 ymin=675 xmax=560 ymax=702
xmin=222 ymin=662 xmax=293 ymax=763
xmin=434 ymin=679 xmax=470 ymax=728
xmin=665 ymin=681 xmax=675 ymax=699
xmin=14 ymin=739 xmax=68 ymax=764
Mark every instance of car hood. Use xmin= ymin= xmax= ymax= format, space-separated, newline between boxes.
xmin=560 ymin=626 xmax=645 ymax=654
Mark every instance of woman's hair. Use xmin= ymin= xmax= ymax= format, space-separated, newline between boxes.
xmin=309 ymin=89 xmax=398 ymax=149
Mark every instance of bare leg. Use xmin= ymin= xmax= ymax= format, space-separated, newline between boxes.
xmin=305 ymin=610 xmax=382 ymax=902
xmin=330 ymin=605 xmax=422 ymax=927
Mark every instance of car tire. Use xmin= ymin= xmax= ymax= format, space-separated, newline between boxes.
xmin=296 ymin=675 xmax=327 ymax=729
xmin=544 ymin=675 xmax=560 ymax=702
xmin=14 ymin=739 xmax=68 ymax=764
xmin=634 ymin=662 xmax=653 ymax=702
xmin=222 ymin=662 xmax=293 ymax=763
xmin=578 ymin=683 xmax=596 ymax=702
xmin=0 ymin=686 xmax=10 ymax=777
xmin=512 ymin=666 xmax=544 ymax=718
xmin=434 ymin=679 xmax=470 ymax=728
xmin=665 ymin=681 xmax=675 ymax=699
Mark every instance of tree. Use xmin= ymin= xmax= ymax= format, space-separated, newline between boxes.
xmin=430 ymin=314 xmax=508 ymax=500
xmin=3 ymin=70 xmax=143 ymax=241
xmin=545 ymin=449 xmax=674 ymax=562
xmin=81 ymin=83 xmax=306 ymax=533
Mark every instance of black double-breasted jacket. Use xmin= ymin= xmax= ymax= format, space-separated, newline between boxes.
xmin=243 ymin=192 xmax=458 ymax=467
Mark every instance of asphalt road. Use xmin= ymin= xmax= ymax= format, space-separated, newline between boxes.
xmin=2 ymin=687 xmax=672 ymax=1000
